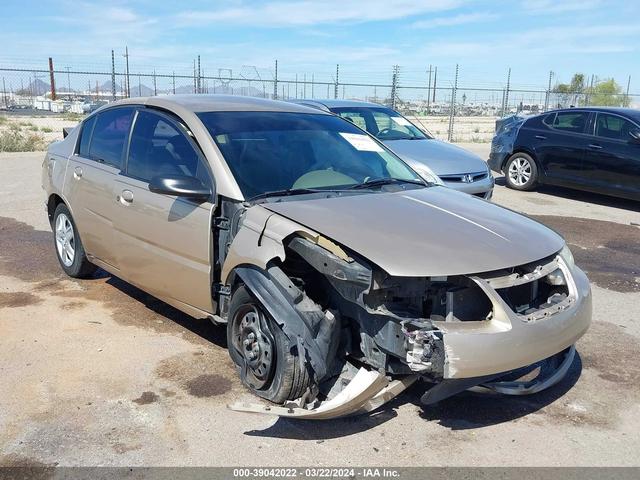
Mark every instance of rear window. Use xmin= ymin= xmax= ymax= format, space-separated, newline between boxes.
xmin=88 ymin=107 xmax=135 ymax=169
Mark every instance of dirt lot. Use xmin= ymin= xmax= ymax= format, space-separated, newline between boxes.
xmin=1 ymin=148 xmax=640 ymax=467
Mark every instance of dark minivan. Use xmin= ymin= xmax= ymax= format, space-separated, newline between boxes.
xmin=489 ymin=107 xmax=640 ymax=201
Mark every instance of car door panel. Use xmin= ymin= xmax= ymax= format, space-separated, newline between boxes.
xmin=113 ymin=175 xmax=215 ymax=313
xmin=112 ymin=108 xmax=215 ymax=315
xmin=64 ymin=156 xmax=120 ymax=268
xmin=64 ymin=107 xmax=135 ymax=269
xmin=532 ymin=111 xmax=591 ymax=185
xmin=583 ymin=113 xmax=640 ymax=197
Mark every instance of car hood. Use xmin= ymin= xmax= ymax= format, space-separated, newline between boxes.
xmin=384 ymin=139 xmax=487 ymax=176
xmin=262 ymin=187 xmax=564 ymax=277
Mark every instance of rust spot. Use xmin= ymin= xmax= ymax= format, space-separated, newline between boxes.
xmin=185 ymin=374 xmax=232 ymax=398
xmin=0 ymin=291 xmax=42 ymax=308
xmin=132 ymin=391 xmax=159 ymax=405
xmin=532 ymin=215 xmax=640 ymax=292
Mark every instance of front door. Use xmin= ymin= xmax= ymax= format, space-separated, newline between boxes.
xmin=113 ymin=108 xmax=215 ymax=315
xmin=535 ymin=110 xmax=591 ymax=186
xmin=64 ymin=107 xmax=135 ymax=270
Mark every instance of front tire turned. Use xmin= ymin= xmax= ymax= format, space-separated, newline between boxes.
xmin=504 ymin=153 xmax=538 ymax=191
xmin=52 ymin=203 xmax=97 ymax=278
xmin=227 ymin=285 xmax=311 ymax=404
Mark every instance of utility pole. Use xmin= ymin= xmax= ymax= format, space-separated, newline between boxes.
xmin=334 ymin=64 xmax=339 ymax=99
xmin=138 ymin=75 xmax=141 ymax=97
xmin=48 ymin=57 xmax=56 ymax=101
xmin=153 ymin=70 xmax=157 ymax=96
xmin=2 ymin=77 xmax=7 ymax=108
xmin=311 ymin=73 xmax=314 ymax=99
xmin=193 ymin=60 xmax=197 ymax=93
xmin=295 ymin=73 xmax=298 ymax=98
xmin=626 ymin=75 xmax=631 ymax=106
xmin=172 ymin=72 xmax=176 ymax=94
xmin=273 ymin=60 xmax=278 ymax=100
xmin=197 ymin=55 xmax=201 ymax=94
xmin=390 ymin=65 xmax=400 ymax=110
xmin=432 ymin=66 xmax=437 ymax=103
xmin=447 ymin=64 xmax=459 ymax=142
xmin=111 ymin=50 xmax=116 ymax=101
xmin=544 ymin=70 xmax=553 ymax=111
xmin=426 ymin=64 xmax=433 ymax=113
xmin=123 ymin=46 xmax=130 ymax=98
xmin=303 ymin=73 xmax=306 ymax=98
xmin=504 ymin=67 xmax=511 ymax=116
xmin=65 ymin=66 xmax=71 ymax=94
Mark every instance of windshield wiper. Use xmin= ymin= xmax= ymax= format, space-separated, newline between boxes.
xmin=348 ymin=178 xmax=426 ymax=190
xmin=248 ymin=188 xmax=327 ymax=202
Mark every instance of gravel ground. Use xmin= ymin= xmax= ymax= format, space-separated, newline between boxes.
xmin=1 ymin=148 xmax=639 ymax=467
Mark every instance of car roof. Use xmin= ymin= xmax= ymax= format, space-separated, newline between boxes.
xmin=544 ymin=106 xmax=640 ymax=122
xmin=103 ymin=94 xmax=329 ymax=114
xmin=291 ymin=99 xmax=386 ymax=110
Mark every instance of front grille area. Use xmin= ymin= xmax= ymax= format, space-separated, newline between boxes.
xmin=440 ymin=171 xmax=488 ymax=183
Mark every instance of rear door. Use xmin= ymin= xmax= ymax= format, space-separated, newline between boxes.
xmin=64 ymin=106 xmax=135 ymax=269
xmin=533 ymin=110 xmax=592 ymax=185
xmin=113 ymin=108 xmax=215 ymax=314
xmin=583 ymin=112 xmax=640 ymax=196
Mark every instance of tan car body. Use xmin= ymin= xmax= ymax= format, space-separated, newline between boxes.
xmin=43 ymin=95 xmax=591 ymax=412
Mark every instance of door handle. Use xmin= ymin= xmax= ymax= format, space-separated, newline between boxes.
xmin=588 ymin=144 xmax=602 ymax=150
xmin=73 ymin=166 xmax=83 ymax=179
xmin=535 ymin=135 xmax=547 ymax=140
xmin=118 ymin=190 xmax=134 ymax=205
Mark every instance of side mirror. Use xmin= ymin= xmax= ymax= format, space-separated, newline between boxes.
xmin=149 ymin=174 xmax=211 ymax=201
xmin=629 ymin=129 xmax=640 ymax=144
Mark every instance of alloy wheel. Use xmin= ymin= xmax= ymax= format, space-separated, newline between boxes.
xmin=55 ymin=213 xmax=75 ymax=267
xmin=508 ymin=157 xmax=532 ymax=186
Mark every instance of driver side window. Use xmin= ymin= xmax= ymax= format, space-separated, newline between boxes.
xmin=126 ymin=110 xmax=210 ymax=186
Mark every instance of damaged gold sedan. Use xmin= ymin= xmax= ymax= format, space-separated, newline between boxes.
xmin=42 ymin=95 xmax=591 ymax=419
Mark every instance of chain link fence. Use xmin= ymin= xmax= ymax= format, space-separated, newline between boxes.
xmin=1 ymin=62 xmax=637 ymax=151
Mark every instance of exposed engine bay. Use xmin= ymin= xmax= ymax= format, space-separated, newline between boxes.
xmin=214 ymin=199 xmax=590 ymax=419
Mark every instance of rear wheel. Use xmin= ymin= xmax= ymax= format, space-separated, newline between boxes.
xmin=53 ymin=203 xmax=97 ymax=278
xmin=505 ymin=153 xmax=538 ymax=191
xmin=227 ymin=285 xmax=311 ymax=404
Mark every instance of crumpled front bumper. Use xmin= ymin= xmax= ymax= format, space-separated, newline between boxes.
xmin=435 ymin=261 xmax=591 ymax=380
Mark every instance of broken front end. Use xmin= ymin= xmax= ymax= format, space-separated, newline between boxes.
xmin=222 ymin=208 xmax=591 ymax=419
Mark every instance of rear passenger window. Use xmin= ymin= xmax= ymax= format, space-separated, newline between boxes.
xmin=595 ymin=113 xmax=637 ymax=141
xmin=127 ymin=110 xmax=209 ymax=185
xmin=77 ymin=115 xmax=96 ymax=157
xmin=88 ymin=107 xmax=135 ymax=169
xmin=551 ymin=112 xmax=589 ymax=134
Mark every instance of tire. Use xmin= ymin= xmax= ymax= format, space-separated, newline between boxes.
xmin=504 ymin=153 xmax=538 ymax=191
xmin=52 ymin=203 xmax=97 ymax=278
xmin=227 ymin=285 xmax=311 ymax=404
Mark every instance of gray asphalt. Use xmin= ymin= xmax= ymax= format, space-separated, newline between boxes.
xmin=1 ymin=149 xmax=639 ymax=467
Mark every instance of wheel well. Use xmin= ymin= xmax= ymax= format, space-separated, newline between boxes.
xmin=47 ymin=194 xmax=64 ymax=225
xmin=506 ymin=149 xmax=541 ymax=174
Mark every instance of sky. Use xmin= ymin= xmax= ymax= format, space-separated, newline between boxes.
xmin=2 ymin=0 xmax=640 ymax=94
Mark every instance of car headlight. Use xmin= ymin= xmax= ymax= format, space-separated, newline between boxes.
xmin=414 ymin=164 xmax=445 ymax=186
xmin=559 ymin=244 xmax=575 ymax=270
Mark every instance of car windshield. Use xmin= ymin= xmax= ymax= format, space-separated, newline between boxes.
xmin=330 ymin=106 xmax=431 ymax=141
xmin=198 ymin=111 xmax=424 ymax=200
